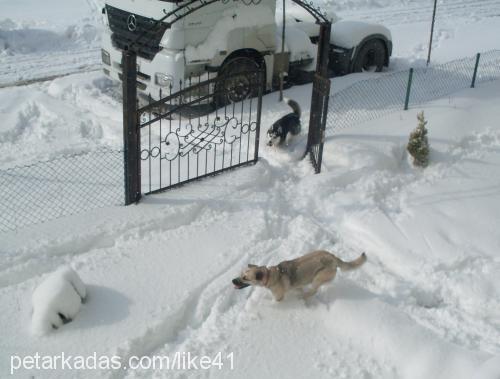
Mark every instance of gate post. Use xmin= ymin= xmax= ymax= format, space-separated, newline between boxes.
xmin=315 ymin=75 xmax=330 ymax=171
xmin=122 ymin=49 xmax=141 ymax=205
xmin=306 ymin=21 xmax=331 ymax=173
xmin=254 ymin=69 xmax=265 ymax=162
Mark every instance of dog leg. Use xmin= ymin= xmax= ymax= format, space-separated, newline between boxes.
xmin=272 ymin=287 xmax=285 ymax=302
xmin=303 ymin=269 xmax=336 ymax=299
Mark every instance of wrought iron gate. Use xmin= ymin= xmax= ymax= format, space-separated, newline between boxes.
xmin=138 ymin=70 xmax=264 ymax=194
xmin=120 ymin=0 xmax=331 ymax=204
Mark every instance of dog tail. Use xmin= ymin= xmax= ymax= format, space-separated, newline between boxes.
xmin=337 ymin=253 xmax=367 ymax=272
xmin=284 ymin=98 xmax=301 ymax=118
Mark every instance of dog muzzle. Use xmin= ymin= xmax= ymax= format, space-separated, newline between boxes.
xmin=232 ymin=277 xmax=250 ymax=289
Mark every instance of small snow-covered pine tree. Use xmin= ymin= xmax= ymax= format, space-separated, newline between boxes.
xmin=407 ymin=111 xmax=430 ymax=167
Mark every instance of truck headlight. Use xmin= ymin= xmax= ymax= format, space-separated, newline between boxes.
xmin=101 ymin=49 xmax=111 ymax=65
xmin=155 ymin=73 xmax=173 ymax=87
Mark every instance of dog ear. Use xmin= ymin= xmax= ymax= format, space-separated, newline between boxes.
xmin=248 ymin=264 xmax=257 ymax=268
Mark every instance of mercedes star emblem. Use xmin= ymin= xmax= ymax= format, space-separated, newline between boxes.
xmin=127 ymin=14 xmax=137 ymax=32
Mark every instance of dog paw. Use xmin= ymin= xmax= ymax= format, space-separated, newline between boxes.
xmin=302 ymin=290 xmax=317 ymax=300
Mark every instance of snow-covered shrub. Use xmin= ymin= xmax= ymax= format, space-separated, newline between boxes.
xmin=31 ymin=266 xmax=86 ymax=335
xmin=407 ymin=111 xmax=430 ymax=167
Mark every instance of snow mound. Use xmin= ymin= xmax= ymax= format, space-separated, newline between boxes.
xmin=31 ymin=266 xmax=86 ymax=336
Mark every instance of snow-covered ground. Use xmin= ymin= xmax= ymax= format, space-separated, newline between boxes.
xmin=1 ymin=0 xmax=500 ymax=378
xmin=0 ymin=0 xmax=103 ymax=87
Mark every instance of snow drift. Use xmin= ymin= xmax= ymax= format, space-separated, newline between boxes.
xmin=31 ymin=266 xmax=86 ymax=335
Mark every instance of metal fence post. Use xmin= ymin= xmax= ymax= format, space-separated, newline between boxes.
xmin=471 ymin=53 xmax=481 ymax=88
xmin=306 ymin=22 xmax=331 ymax=162
xmin=426 ymin=0 xmax=438 ymax=66
xmin=308 ymin=23 xmax=329 ymax=149
xmin=404 ymin=68 xmax=414 ymax=110
xmin=254 ymin=70 xmax=264 ymax=162
xmin=315 ymin=78 xmax=331 ymax=172
xmin=122 ymin=49 xmax=141 ymax=205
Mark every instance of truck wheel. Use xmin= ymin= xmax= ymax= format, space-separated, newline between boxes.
xmin=352 ymin=39 xmax=386 ymax=73
xmin=215 ymin=56 xmax=261 ymax=106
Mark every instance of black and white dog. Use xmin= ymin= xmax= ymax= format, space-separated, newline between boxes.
xmin=267 ymin=98 xmax=301 ymax=146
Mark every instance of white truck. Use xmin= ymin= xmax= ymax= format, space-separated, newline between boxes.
xmin=101 ymin=0 xmax=392 ymax=101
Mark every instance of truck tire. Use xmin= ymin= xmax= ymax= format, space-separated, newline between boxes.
xmin=215 ymin=56 xmax=261 ymax=107
xmin=352 ymin=39 xmax=386 ymax=73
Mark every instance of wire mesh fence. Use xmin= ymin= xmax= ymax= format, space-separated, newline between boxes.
xmin=326 ymin=50 xmax=500 ymax=133
xmin=0 ymin=149 xmax=124 ymax=232
xmin=2 ymin=52 xmax=498 ymax=232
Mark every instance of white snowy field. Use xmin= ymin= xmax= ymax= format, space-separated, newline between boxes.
xmin=2 ymin=80 xmax=500 ymax=378
xmin=1 ymin=0 xmax=500 ymax=378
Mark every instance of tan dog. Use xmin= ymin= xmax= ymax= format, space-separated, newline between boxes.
xmin=233 ymin=250 xmax=366 ymax=301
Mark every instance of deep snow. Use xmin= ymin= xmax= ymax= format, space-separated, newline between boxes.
xmin=2 ymin=80 xmax=500 ymax=378
xmin=1 ymin=0 xmax=500 ymax=378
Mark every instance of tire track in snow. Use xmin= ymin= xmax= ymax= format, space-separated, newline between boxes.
xmin=0 ymin=48 xmax=102 ymax=88
xmin=0 ymin=67 xmax=102 ymax=89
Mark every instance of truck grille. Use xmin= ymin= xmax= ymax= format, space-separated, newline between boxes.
xmin=106 ymin=5 xmax=168 ymax=60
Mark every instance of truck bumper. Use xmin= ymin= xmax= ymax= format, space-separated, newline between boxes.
xmin=101 ymin=32 xmax=186 ymax=100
